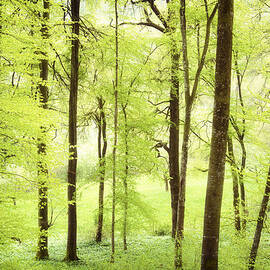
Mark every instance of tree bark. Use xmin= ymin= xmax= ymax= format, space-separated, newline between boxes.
xmin=122 ymin=105 xmax=128 ymax=251
xmin=96 ymin=97 xmax=107 ymax=243
xmin=111 ymin=0 xmax=119 ymax=262
xmin=175 ymin=7 xmax=191 ymax=267
xmin=201 ymin=0 xmax=234 ymax=269
xmin=169 ymin=39 xmax=180 ymax=239
xmin=248 ymin=165 xmax=270 ymax=270
xmin=239 ymin=140 xmax=247 ymax=230
xmin=227 ymin=135 xmax=241 ymax=232
xmin=36 ymin=0 xmax=50 ymax=260
xmin=65 ymin=0 xmax=80 ymax=261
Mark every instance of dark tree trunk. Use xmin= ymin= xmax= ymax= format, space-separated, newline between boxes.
xmin=96 ymin=97 xmax=107 ymax=243
xmin=201 ymin=0 xmax=234 ymax=269
xmin=248 ymin=165 xmax=270 ymax=270
xmin=239 ymin=141 xmax=247 ymax=230
xmin=227 ymin=135 xmax=241 ymax=232
xmin=36 ymin=0 xmax=50 ymax=260
xmin=65 ymin=0 xmax=80 ymax=261
xmin=122 ymin=106 xmax=128 ymax=251
xmin=111 ymin=0 xmax=119 ymax=262
xmin=169 ymin=40 xmax=180 ymax=239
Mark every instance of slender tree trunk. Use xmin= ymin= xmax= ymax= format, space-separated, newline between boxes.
xmin=169 ymin=39 xmax=180 ymax=239
xmin=36 ymin=0 xmax=50 ymax=260
xmin=96 ymin=97 xmax=107 ymax=243
xmin=248 ymin=165 xmax=270 ymax=270
xmin=175 ymin=104 xmax=191 ymax=269
xmin=239 ymin=140 xmax=247 ymax=230
xmin=230 ymin=125 xmax=247 ymax=231
xmin=175 ymin=2 xmax=218 ymax=267
xmin=111 ymin=0 xmax=119 ymax=262
xmin=65 ymin=0 xmax=80 ymax=261
xmin=227 ymin=135 xmax=241 ymax=232
xmin=201 ymin=0 xmax=234 ymax=269
xmin=232 ymin=54 xmax=248 ymax=230
xmin=175 ymin=3 xmax=192 ymax=267
xmin=122 ymin=106 xmax=128 ymax=251
xmin=176 ymin=0 xmax=191 ymax=256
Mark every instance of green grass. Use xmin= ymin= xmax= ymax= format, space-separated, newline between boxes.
xmin=1 ymin=170 xmax=270 ymax=269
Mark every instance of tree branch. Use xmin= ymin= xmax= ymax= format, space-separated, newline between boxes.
xmin=146 ymin=0 xmax=168 ymax=29
xmin=190 ymin=3 xmax=218 ymax=102
xmin=119 ymin=21 xmax=165 ymax=33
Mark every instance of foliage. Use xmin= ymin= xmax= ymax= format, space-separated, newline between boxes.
xmin=0 ymin=0 xmax=270 ymax=268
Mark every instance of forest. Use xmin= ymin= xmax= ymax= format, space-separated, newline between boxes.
xmin=0 ymin=0 xmax=270 ymax=269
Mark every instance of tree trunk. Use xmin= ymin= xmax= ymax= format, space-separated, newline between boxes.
xmin=111 ymin=0 xmax=119 ymax=262
xmin=122 ymin=106 xmax=128 ymax=251
xmin=227 ymin=135 xmax=241 ymax=232
xmin=248 ymin=165 xmax=270 ymax=270
xmin=96 ymin=97 xmax=107 ymax=243
xmin=175 ymin=104 xmax=191 ymax=269
xmin=169 ymin=39 xmax=180 ymax=239
xmin=36 ymin=0 xmax=50 ymax=260
xmin=201 ymin=0 xmax=234 ymax=269
xmin=239 ymin=140 xmax=247 ymax=230
xmin=175 ymin=6 xmax=191 ymax=267
xmin=65 ymin=0 xmax=80 ymax=261
xmin=231 ymin=54 xmax=248 ymax=230
xmin=175 ymin=2 xmax=218 ymax=267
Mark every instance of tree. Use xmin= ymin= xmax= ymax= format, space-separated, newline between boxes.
xmin=248 ymin=164 xmax=270 ymax=270
xmin=175 ymin=1 xmax=217 ymax=267
xmin=227 ymin=135 xmax=241 ymax=232
xmin=167 ymin=1 xmax=180 ymax=239
xmin=229 ymin=51 xmax=248 ymax=231
xmin=200 ymin=0 xmax=234 ymax=269
xmin=36 ymin=0 xmax=50 ymax=260
xmin=122 ymin=103 xmax=128 ymax=251
xmin=65 ymin=0 xmax=80 ymax=261
xmin=111 ymin=0 xmax=119 ymax=262
xmin=95 ymin=97 xmax=108 ymax=243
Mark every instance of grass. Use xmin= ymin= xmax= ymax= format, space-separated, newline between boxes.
xmin=1 ymin=169 xmax=270 ymax=269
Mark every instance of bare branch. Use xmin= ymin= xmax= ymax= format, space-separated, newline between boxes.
xmin=0 ymin=171 xmax=35 ymax=183
xmin=190 ymin=3 xmax=218 ymax=102
xmin=146 ymin=0 xmax=168 ymax=29
xmin=204 ymin=0 xmax=209 ymax=19
xmin=50 ymin=43 xmax=70 ymax=80
xmin=153 ymin=139 xmax=170 ymax=153
xmin=119 ymin=21 xmax=165 ymax=33
xmin=130 ymin=0 xmax=168 ymax=29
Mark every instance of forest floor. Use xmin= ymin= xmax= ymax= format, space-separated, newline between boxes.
xmin=1 ymin=232 xmax=269 ymax=270
xmin=1 ymin=170 xmax=270 ymax=269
